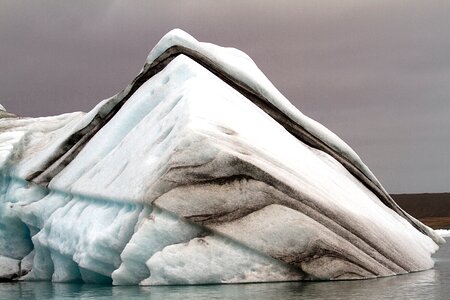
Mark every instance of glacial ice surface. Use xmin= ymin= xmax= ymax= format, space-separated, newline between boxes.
xmin=0 ymin=29 xmax=442 ymax=284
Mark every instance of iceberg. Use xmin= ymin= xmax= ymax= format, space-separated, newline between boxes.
xmin=0 ymin=29 xmax=444 ymax=284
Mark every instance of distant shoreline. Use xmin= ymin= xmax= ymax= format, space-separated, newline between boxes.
xmin=392 ymin=193 xmax=450 ymax=229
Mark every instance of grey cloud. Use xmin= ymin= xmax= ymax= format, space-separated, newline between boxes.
xmin=0 ymin=0 xmax=449 ymax=192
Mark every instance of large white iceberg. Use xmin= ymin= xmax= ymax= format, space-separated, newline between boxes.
xmin=0 ymin=29 xmax=444 ymax=285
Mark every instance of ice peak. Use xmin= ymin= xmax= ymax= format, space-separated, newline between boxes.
xmin=161 ymin=28 xmax=196 ymax=44
xmin=146 ymin=28 xmax=197 ymax=63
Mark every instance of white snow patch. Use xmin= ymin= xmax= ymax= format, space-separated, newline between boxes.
xmin=435 ymin=229 xmax=450 ymax=238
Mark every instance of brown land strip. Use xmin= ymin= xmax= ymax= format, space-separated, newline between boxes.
xmin=392 ymin=193 xmax=450 ymax=229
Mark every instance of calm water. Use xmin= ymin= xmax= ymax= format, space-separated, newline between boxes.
xmin=1 ymin=238 xmax=448 ymax=300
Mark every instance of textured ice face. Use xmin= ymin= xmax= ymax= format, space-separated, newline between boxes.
xmin=0 ymin=29 xmax=442 ymax=284
xmin=146 ymin=29 xmax=379 ymax=191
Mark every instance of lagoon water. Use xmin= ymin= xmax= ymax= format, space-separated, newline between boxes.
xmin=1 ymin=238 xmax=448 ymax=300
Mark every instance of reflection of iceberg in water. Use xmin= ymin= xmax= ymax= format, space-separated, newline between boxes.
xmin=0 ymin=29 xmax=444 ymax=285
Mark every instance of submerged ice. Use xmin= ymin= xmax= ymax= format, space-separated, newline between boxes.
xmin=0 ymin=29 xmax=443 ymax=284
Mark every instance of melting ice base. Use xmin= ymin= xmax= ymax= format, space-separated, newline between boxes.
xmin=0 ymin=29 xmax=442 ymax=285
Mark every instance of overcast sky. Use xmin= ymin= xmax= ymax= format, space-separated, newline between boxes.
xmin=0 ymin=0 xmax=449 ymax=193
